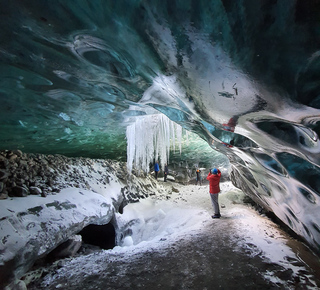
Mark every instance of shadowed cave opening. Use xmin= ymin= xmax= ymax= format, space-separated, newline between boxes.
xmin=78 ymin=223 xmax=116 ymax=250
xmin=31 ymin=223 xmax=117 ymax=269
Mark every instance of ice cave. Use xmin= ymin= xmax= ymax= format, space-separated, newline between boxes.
xmin=1 ymin=0 xmax=320 ymax=289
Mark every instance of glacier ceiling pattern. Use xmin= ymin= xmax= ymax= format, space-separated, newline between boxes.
xmin=1 ymin=0 xmax=320 ymax=251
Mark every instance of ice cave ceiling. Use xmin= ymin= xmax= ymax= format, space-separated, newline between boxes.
xmin=1 ymin=0 xmax=319 ymax=158
xmin=1 ymin=1 xmax=320 ymax=250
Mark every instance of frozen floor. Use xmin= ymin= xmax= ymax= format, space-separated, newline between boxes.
xmin=26 ymin=182 xmax=320 ymax=289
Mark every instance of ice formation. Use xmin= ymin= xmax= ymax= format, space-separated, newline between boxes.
xmin=126 ymin=114 xmax=183 ymax=173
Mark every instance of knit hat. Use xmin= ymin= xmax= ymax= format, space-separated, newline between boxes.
xmin=212 ymin=168 xmax=218 ymax=174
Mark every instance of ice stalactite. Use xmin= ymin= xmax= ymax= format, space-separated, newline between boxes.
xmin=126 ymin=114 xmax=184 ymax=173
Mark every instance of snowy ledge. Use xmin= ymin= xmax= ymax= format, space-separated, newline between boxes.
xmin=0 ymin=187 xmax=121 ymax=288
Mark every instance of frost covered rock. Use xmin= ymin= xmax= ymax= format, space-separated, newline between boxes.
xmin=0 ymin=189 xmax=119 ymax=288
xmin=48 ymin=235 xmax=82 ymax=259
xmin=0 ymin=152 xmax=178 ymax=288
xmin=0 ymin=169 xmax=9 ymax=180
xmin=166 ymin=175 xmax=175 ymax=181
xmin=0 ymin=150 xmax=129 ymax=200
xmin=10 ymin=185 xmax=29 ymax=197
xmin=29 ymin=186 xmax=42 ymax=195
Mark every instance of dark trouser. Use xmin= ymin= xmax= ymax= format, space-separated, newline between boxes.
xmin=210 ymin=193 xmax=220 ymax=215
xmin=155 ymin=171 xmax=159 ymax=179
xmin=164 ymin=173 xmax=167 ymax=181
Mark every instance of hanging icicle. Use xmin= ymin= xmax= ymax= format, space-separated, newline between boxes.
xmin=126 ymin=114 xmax=184 ymax=173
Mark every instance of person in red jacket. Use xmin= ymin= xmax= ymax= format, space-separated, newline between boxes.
xmin=206 ymin=168 xmax=221 ymax=219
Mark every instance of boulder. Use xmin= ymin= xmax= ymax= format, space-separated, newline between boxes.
xmin=40 ymin=191 xmax=47 ymax=198
xmin=0 ymin=192 xmax=8 ymax=199
xmin=166 ymin=175 xmax=175 ymax=181
xmin=10 ymin=186 xmax=29 ymax=197
xmin=13 ymin=150 xmax=23 ymax=157
xmin=48 ymin=235 xmax=82 ymax=259
xmin=8 ymin=154 xmax=18 ymax=162
xmin=29 ymin=187 xmax=42 ymax=195
xmin=0 ymin=169 xmax=9 ymax=181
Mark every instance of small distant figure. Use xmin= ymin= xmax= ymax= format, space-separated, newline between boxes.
xmin=196 ymin=168 xmax=202 ymax=186
xmin=206 ymin=168 xmax=222 ymax=219
xmin=164 ymin=163 xmax=169 ymax=182
xmin=154 ymin=161 xmax=160 ymax=180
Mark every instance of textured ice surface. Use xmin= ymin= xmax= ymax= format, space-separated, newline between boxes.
xmin=126 ymin=114 xmax=183 ymax=172
xmin=0 ymin=1 xmax=320 ymax=251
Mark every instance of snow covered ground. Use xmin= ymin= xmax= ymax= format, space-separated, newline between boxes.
xmin=25 ymin=181 xmax=320 ymax=289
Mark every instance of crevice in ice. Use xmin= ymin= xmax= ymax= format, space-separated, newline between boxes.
xmin=256 ymin=120 xmax=320 ymax=151
xmin=253 ymin=152 xmax=286 ymax=175
xmin=276 ymin=152 xmax=320 ymax=196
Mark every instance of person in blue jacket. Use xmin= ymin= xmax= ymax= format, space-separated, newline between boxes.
xmin=154 ymin=161 xmax=160 ymax=180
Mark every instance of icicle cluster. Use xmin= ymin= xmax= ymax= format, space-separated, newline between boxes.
xmin=126 ymin=114 xmax=183 ymax=173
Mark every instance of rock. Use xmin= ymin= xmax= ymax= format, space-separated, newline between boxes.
xmin=0 ymin=192 xmax=8 ymax=199
xmin=0 ymin=169 xmax=9 ymax=181
xmin=13 ymin=150 xmax=23 ymax=157
xmin=48 ymin=235 xmax=82 ymax=259
xmin=4 ymin=279 xmax=27 ymax=290
xmin=8 ymin=154 xmax=18 ymax=162
xmin=29 ymin=186 xmax=42 ymax=195
xmin=41 ymin=191 xmax=47 ymax=198
xmin=46 ymin=178 xmax=54 ymax=187
xmin=0 ymin=156 xmax=8 ymax=169
xmin=18 ymin=159 xmax=28 ymax=167
xmin=15 ymin=178 xmax=25 ymax=186
xmin=167 ymin=175 xmax=175 ymax=181
xmin=9 ymin=181 xmax=16 ymax=187
xmin=10 ymin=186 xmax=29 ymax=197
xmin=52 ymin=187 xmax=59 ymax=193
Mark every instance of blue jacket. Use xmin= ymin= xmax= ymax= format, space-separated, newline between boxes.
xmin=154 ymin=163 xmax=160 ymax=172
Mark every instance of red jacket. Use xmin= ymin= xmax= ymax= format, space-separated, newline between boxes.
xmin=206 ymin=169 xmax=221 ymax=194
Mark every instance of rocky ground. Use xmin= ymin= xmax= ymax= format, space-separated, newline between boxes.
xmin=0 ymin=150 xmax=175 ymax=289
xmin=24 ymin=183 xmax=320 ymax=290
xmin=0 ymin=149 xmax=174 ymax=204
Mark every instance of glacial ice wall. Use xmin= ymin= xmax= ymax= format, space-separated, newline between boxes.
xmin=0 ymin=1 xmax=320 ymax=251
